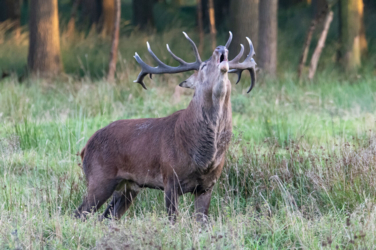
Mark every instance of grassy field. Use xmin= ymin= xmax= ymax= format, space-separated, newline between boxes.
xmin=1 ymin=22 xmax=376 ymax=249
xmin=1 ymin=66 xmax=376 ymax=249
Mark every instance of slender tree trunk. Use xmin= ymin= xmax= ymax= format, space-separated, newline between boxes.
xmin=229 ymin=0 xmax=258 ymax=59
xmin=359 ymin=0 xmax=367 ymax=56
xmin=132 ymin=0 xmax=155 ymax=30
xmin=102 ymin=0 xmax=115 ymax=37
xmin=339 ymin=0 xmax=364 ymax=70
xmin=28 ymin=0 xmax=63 ymax=77
xmin=308 ymin=11 xmax=333 ymax=79
xmin=197 ymin=0 xmax=204 ymax=54
xmin=297 ymin=19 xmax=317 ymax=79
xmin=208 ymin=0 xmax=216 ymax=50
xmin=297 ymin=0 xmax=328 ymax=79
xmin=258 ymin=0 xmax=278 ymax=76
xmin=107 ymin=0 xmax=121 ymax=82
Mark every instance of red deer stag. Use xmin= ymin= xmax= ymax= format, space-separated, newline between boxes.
xmin=75 ymin=32 xmax=256 ymax=222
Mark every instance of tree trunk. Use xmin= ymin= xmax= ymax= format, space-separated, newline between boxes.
xmin=258 ymin=0 xmax=278 ymax=76
xmin=132 ymin=0 xmax=155 ymax=30
xmin=297 ymin=0 xmax=328 ymax=79
xmin=208 ymin=0 xmax=216 ymax=50
xmin=359 ymin=0 xmax=367 ymax=56
xmin=107 ymin=0 xmax=121 ymax=82
xmin=229 ymin=0 xmax=258 ymax=59
xmin=197 ymin=0 xmax=204 ymax=54
xmin=102 ymin=0 xmax=115 ymax=37
xmin=308 ymin=11 xmax=333 ymax=79
xmin=297 ymin=18 xmax=317 ymax=79
xmin=28 ymin=0 xmax=63 ymax=77
xmin=339 ymin=0 xmax=365 ymax=70
xmin=200 ymin=0 xmax=230 ymax=32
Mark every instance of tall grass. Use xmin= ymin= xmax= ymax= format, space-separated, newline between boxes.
xmin=0 ymin=22 xmax=376 ymax=248
xmin=1 ymin=69 xmax=376 ymax=248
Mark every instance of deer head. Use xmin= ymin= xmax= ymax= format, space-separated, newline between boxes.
xmin=133 ymin=32 xmax=256 ymax=95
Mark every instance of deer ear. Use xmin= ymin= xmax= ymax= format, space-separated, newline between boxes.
xmin=179 ymin=73 xmax=197 ymax=89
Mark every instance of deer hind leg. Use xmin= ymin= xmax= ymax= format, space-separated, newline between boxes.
xmin=74 ymin=177 xmax=120 ymax=219
xmin=164 ymin=179 xmax=180 ymax=223
xmin=102 ymin=182 xmax=139 ymax=220
xmin=194 ymin=188 xmax=213 ymax=223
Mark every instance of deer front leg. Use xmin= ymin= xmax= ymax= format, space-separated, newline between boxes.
xmin=164 ymin=181 xmax=179 ymax=223
xmin=194 ymin=188 xmax=213 ymax=223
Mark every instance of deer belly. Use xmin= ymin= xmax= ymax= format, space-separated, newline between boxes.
xmin=117 ymin=167 xmax=164 ymax=190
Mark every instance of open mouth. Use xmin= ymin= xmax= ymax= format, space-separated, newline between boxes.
xmin=220 ymin=54 xmax=225 ymax=63
xmin=218 ymin=53 xmax=227 ymax=64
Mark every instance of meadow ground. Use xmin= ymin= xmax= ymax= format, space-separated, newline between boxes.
xmin=1 ymin=69 xmax=376 ymax=249
xmin=1 ymin=28 xmax=376 ymax=249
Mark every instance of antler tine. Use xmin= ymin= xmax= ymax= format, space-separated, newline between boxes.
xmin=228 ymin=37 xmax=257 ymax=93
xmin=183 ymin=32 xmax=201 ymax=63
xmin=244 ymin=37 xmax=255 ymax=61
xmin=133 ymin=32 xmax=202 ymax=89
xmin=133 ymin=52 xmax=152 ymax=89
xmin=166 ymin=44 xmax=187 ymax=65
xmin=230 ymin=44 xmax=244 ymax=64
xmin=147 ymin=42 xmax=170 ymax=68
xmin=225 ymin=31 xmax=233 ymax=49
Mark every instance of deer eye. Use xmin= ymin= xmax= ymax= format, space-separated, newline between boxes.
xmin=201 ymin=64 xmax=207 ymax=70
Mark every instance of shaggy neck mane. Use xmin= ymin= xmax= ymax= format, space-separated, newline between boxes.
xmin=175 ymin=87 xmax=232 ymax=169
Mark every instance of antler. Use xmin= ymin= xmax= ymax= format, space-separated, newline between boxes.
xmin=133 ymin=32 xmax=202 ymax=89
xmin=225 ymin=31 xmax=233 ymax=49
xmin=229 ymin=37 xmax=257 ymax=93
